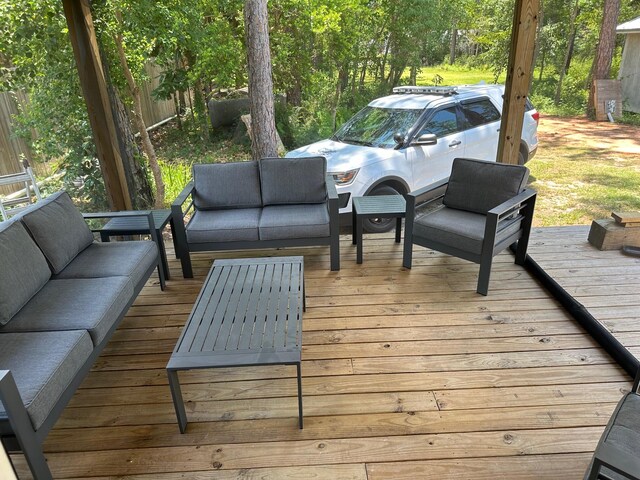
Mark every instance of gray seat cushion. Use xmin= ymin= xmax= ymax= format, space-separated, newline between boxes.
xmin=192 ymin=161 xmax=262 ymax=210
xmin=186 ymin=208 xmax=261 ymax=243
xmin=443 ymin=158 xmax=529 ymax=214
xmin=18 ymin=191 xmax=94 ymax=274
xmin=260 ymin=156 xmax=327 ymax=205
xmin=0 ymin=221 xmax=51 ymax=326
xmin=1 ymin=276 xmax=133 ymax=346
xmin=414 ymin=207 xmax=522 ymax=256
xmin=0 ymin=330 xmax=93 ymax=430
xmin=259 ymin=204 xmax=330 ymax=241
xmin=606 ymin=393 xmax=640 ymax=458
xmin=54 ymin=241 xmax=158 ymax=289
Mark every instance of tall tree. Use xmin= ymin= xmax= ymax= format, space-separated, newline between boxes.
xmin=244 ymin=0 xmax=278 ymax=159
xmin=586 ymin=0 xmax=621 ymax=119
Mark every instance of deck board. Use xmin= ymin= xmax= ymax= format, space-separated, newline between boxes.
xmin=10 ymin=227 xmax=639 ymax=479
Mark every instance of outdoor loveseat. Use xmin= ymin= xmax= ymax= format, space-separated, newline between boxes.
xmin=0 ymin=191 xmax=162 ymax=480
xmin=172 ymin=156 xmax=340 ymax=277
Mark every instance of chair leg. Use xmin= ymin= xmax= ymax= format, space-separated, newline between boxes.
xmin=585 ymin=458 xmax=601 ymax=480
xmin=477 ymin=255 xmax=493 ymax=296
xmin=180 ymin=251 xmax=194 ymax=279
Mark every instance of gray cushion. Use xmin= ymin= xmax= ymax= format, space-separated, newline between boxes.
xmin=0 ymin=330 xmax=93 ymax=429
xmin=414 ymin=207 xmax=522 ymax=255
xmin=192 ymin=161 xmax=262 ymax=210
xmin=19 ymin=191 xmax=94 ymax=274
xmin=443 ymin=158 xmax=529 ymax=214
xmin=1 ymin=276 xmax=133 ymax=346
xmin=186 ymin=208 xmax=261 ymax=243
xmin=606 ymin=393 xmax=640 ymax=458
xmin=0 ymin=221 xmax=51 ymax=326
xmin=54 ymin=241 xmax=158 ymax=289
xmin=259 ymin=204 xmax=330 ymax=241
xmin=260 ymin=156 xmax=327 ymax=205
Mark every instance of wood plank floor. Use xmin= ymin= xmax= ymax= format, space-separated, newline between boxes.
xmin=12 ymin=227 xmax=639 ymax=479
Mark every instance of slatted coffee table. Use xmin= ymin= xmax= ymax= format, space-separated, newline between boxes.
xmin=167 ymin=256 xmax=305 ymax=433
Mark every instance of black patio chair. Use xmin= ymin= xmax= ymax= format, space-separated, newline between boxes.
xmin=402 ymin=157 xmax=537 ymax=295
xmin=584 ymin=368 xmax=640 ymax=480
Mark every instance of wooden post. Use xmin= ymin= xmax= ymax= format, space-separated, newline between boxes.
xmin=496 ymin=0 xmax=540 ymax=165
xmin=62 ymin=0 xmax=131 ymax=210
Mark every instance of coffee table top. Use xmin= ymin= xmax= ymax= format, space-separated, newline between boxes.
xmin=167 ymin=256 xmax=304 ymax=370
xmin=352 ymin=195 xmax=406 ymax=216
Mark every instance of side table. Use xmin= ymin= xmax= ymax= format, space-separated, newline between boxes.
xmin=99 ymin=209 xmax=175 ymax=280
xmin=352 ymin=195 xmax=406 ymax=264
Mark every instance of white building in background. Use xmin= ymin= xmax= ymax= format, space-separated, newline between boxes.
xmin=617 ymin=17 xmax=640 ymax=114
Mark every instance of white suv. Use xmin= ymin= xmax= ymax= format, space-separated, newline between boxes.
xmin=286 ymin=84 xmax=539 ymax=232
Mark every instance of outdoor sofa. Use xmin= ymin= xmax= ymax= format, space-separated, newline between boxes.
xmin=0 ymin=191 xmax=162 ymax=480
xmin=172 ymin=156 xmax=340 ymax=277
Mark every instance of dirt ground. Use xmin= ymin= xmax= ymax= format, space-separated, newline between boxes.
xmin=537 ymin=115 xmax=640 ymax=155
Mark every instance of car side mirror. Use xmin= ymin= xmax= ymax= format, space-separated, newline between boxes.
xmin=411 ymin=133 xmax=437 ymax=146
xmin=393 ymin=133 xmax=406 ymax=145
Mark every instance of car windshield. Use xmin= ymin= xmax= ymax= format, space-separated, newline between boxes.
xmin=332 ymin=106 xmax=422 ymax=148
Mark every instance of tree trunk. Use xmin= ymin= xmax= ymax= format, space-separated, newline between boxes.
xmin=554 ymin=0 xmax=579 ymax=105
xmin=531 ymin=0 xmax=544 ymax=85
xmin=244 ymin=0 xmax=278 ymax=159
xmin=449 ymin=24 xmax=457 ymax=65
xmin=114 ymin=13 xmax=165 ymax=208
xmin=98 ymin=37 xmax=154 ymax=209
xmin=586 ymin=0 xmax=621 ymax=119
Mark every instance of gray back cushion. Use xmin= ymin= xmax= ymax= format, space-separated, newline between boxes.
xmin=443 ymin=158 xmax=529 ymax=214
xmin=19 ymin=191 xmax=94 ymax=274
xmin=0 ymin=221 xmax=51 ymax=325
xmin=192 ymin=161 xmax=262 ymax=210
xmin=260 ymin=156 xmax=327 ymax=205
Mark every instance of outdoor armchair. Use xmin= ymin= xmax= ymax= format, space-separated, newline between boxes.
xmin=402 ymin=157 xmax=536 ymax=295
xmin=584 ymin=367 xmax=640 ymax=480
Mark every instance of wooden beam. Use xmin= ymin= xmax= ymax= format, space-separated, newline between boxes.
xmin=496 ymin=0 xmax=540 ymax=165
xmin=62 ymin=0 xmax=131 ymax=210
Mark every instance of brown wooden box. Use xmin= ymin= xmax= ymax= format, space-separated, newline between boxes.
xmin=588 ymin=218 xmax=640 ymax=250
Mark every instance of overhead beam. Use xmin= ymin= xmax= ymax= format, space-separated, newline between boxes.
xmin=62 ymin=0 xmax=131 ymax=210
xmin=497 ymin=0 xmax=540 ymax=165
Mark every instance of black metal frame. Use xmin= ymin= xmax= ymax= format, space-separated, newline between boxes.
xmin=585 ymin=369 xmax=640 ymax=480
xmin=0 ymin=216 xmax=161 ymax=480
xmin=403 ymin=178 xmax=537 ymax=295
xmin=171 ymin=175 xmax=341 ymax=277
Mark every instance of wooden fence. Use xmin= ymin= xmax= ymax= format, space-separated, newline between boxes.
xmin=0 ymin=62 xmax=175 ymax=196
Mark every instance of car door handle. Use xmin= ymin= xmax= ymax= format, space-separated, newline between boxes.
xmin=448 ymin=140 xmax=462 ymax=147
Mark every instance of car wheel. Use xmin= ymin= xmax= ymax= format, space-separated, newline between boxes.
xmin=362 ymin=185 xmax=403 ymax=233
xmin=518 ymin=150 xmax=526 ymax=165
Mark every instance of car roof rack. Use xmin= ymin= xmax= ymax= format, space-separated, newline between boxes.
xmin=392 ymin=86 xmax=458 ymax=96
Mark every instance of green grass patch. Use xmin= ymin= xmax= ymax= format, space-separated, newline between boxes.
xmin=528 ymin=147 xmax=640 ymax=226
xmin=415 ymin=64 xmax=506 ymax=86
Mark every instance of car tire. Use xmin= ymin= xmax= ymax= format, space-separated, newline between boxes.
xmin=362 ymin=185 xmax=403 ymax=233
xmin=518 ymin=150 xmax=526 ymax=165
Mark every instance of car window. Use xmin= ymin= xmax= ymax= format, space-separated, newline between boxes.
xmin=419 ymin=106 xmax=459 ymax=138
xmin=332 ymin=106 xmax=422 ymax=148
xmin=461 ymin=99 xmax=501 ymax=128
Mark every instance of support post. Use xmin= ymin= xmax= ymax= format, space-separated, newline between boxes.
xmin=496 ymin=0 xmax=540 ymax=165
xmin=62 ymin=0 xmax=131 ymax=210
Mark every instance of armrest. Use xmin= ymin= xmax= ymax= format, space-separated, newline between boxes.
xmin=0 ymin=370 xmax=29 ymax=429
xmin=82 ymin=210 xmax=157 ymax=233
xmin=407 ymin=177 xmax=450 ymax=203
xmin=634 ymin=368 xmax=640 ymax=393
xmin=487 ymin=188 xmax=537 ymax=219
xmin=172 ymin=182 xmax=194 ymax=209
xmin=325 ymin=175 xmax=338 ymax=201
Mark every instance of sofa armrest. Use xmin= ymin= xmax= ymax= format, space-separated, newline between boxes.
xmin=487 ymin=188 xmax=537 ymax=219
xmin=0 ymin=370 xmax=31 ymax=434
xmin=171 ymin=182 xmax=195 ymax=276
xmin=172 ymin=181 xmax=194 ymax=211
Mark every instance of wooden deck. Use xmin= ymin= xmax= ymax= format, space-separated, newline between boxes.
xmin=13 ymin=226 xmax=640 ymax=479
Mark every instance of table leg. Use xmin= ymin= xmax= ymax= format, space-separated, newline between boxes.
xmin=395 ymin=217 xmax=402 ymax=243
xmin=296 ymin=362 xmax=303 ymax=429
xmin=167 ymin=369 xmax=188 ymax=433
xmin=356 ymin=216 xmax=364 ymax=264
xmin=352 ymin=207 xmax=357 ymax=245
xmin=156 ymin=230 xmax=171 ymax=280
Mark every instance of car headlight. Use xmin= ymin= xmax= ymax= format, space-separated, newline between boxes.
xmin=330 ymin=169 xmax=359 ymax=185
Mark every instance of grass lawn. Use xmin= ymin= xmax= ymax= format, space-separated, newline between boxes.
xmin=415 ymin=64 xmax=506 ymax=86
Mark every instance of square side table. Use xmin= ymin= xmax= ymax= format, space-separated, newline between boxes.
xmin=352 ymin=195 xmax=406 ymax=264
